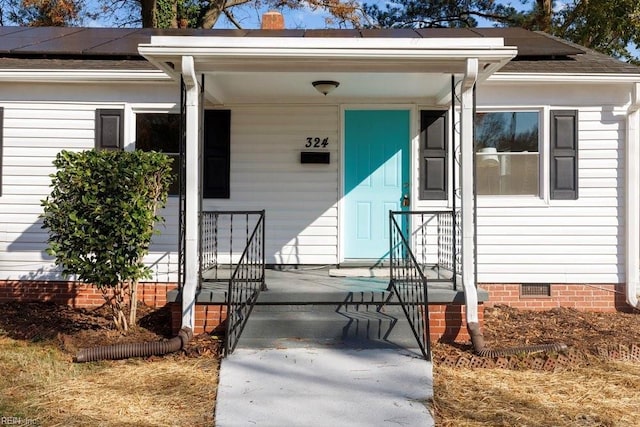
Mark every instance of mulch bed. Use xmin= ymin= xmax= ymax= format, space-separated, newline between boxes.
xmin=433 ymin=305 xmax=640 ymax=369
xmin=0 ymin=301 xmax=221 ymax=359
xmin=0 ymin=301 xmax=638 ymax=367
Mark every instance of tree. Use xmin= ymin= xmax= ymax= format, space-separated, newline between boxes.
xmin=3 ymin=0 xmax=83 ymax=26
xmin=365 ymin=0 xmax=640 ymax=63
xmin=552 ymin=0 xmax=640 ymax=64
xmin=41 ymin=150 xmax=173 ymax=332
xmin=363 ymin=0 xmax=523 ymax=29
xmin=98 ymin=0 xmax=369 ymax=29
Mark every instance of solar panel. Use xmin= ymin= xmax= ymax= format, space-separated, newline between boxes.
xmin=0 ymin=26 xmax=584 ymax=59
xmin=16 ymin=28 xmax=138 ymax=55
xmin=304 ymin=29 xmax=362 ymax=38
xmin=0 ymin=26 xmax=82 ymax=53
xmin=415 ymin=28 xmax=480 ymax=38
xmin=360 ymin=29 xmax=421 ymax=38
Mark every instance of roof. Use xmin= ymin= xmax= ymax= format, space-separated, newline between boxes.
xmin=500 ymin=32 xmax=640 ymax=75
xmin=0 ymin=26 xmax=638 ymax=75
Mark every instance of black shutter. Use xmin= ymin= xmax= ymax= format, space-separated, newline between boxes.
xmin=203 ymin=110 xmax=231 ymax=199
xmin=550 ymin=110 xmax=578 ymax=200
xmin=0 ymin=107 xmax=3 ymax=196
xmin=95 ymin=109 xmax=123 ymax=150
xmin=419 ymin=110 xmax=448 ymax=200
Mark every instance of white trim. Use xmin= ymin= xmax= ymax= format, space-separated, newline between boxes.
xmin=490 ymin=73 xmax=640 ymax=84
xmin=0 ymin=69 xmax=170 ymax=83
xmin=145 ymin=36 xmax=510 ymax=50
xmin=139 ymin=37 xmax=517 ymax=77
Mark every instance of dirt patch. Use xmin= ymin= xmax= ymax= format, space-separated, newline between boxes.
xmin=0 ymin=301 xmax=221 ymax=359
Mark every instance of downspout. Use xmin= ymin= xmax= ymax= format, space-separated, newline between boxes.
xmin=75 ymin=57 xmax=201 ymax=363
xmin=462 ymin=60 xmax=567 ymax=357
xmin=459 ymin=58 xmax=484 ymax=350
xmin=181 ymin=55 xmax=202 ymax=331
xmin=626 ymin=82 xmax=640 ymax=310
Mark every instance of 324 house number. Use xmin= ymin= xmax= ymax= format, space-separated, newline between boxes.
xmin=305 ymin=137 xmax=329 ymax=148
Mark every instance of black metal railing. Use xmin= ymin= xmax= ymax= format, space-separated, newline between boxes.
xmin=200 ymin=211 xmax=265 ymax=284
xmin=205 ymin=210 xmax=265 ymax=356
xmin=390 ymin=210 xmax=456 ymax=282
xmin=389 ymin=211 xmax=431 ymax=360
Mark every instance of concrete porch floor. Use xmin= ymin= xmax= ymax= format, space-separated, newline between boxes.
xmin=172 ymin=266 xmax=485 ymax=305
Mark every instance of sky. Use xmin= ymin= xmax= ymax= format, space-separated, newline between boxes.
xmin=85 ymin=1 xmax=391 ymax=29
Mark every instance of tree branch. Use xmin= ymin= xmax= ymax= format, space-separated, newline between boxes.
xmin=223 ymin=9 xmax=242 ymax=29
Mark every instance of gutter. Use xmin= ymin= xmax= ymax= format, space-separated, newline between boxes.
xmin=0 ymin=69 xmax=170 ymax=83
xmin=626 ymin=82 xmax=640 ymax=310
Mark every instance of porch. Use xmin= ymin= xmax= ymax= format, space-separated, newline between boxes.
xmin=167 ymin=210 xmax=488 ymax=359
xmin=137 ymin=33 xmax=518 ymax=356
xmin=168 ymin=267 xmax=488 ymax=350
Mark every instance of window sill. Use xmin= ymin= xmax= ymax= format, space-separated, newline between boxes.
xmin=476 ymin=196 xmax=548 ymax=208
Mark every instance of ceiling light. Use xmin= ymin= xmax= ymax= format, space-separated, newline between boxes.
xmin=312 ymin=80 xmax=340 ymax=96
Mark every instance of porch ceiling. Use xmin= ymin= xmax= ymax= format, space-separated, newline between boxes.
xmin=203 ymin=71 xmax=452 ymax=104
xmin=139 ymin=36 xmax=517 ymax=104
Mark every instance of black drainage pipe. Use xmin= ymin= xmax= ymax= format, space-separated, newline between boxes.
xmin=468 ymin=322 xmax=568 ymax=358
xmin=74 ymin=327 xmax=193 ymax=363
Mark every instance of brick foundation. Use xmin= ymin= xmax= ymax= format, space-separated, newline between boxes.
xmin=481 ymin=283 xmax=631 ymax=312
xmin=169 ymin=303 xmax=227 ymax=335
xmin=428 ymin=303 xmax=483 ymax=343
xmin=0 ymin=280 xmax=177 ymax=309
xmin=2 ymin=280 xmax=635 ymax=339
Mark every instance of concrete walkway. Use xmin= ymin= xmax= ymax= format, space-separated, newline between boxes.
xmin=215 ymin=347 xmax=434 ymax=426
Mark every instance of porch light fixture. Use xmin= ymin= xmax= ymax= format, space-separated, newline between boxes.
xmin=312 ymin=80 xmax=340 ymax=96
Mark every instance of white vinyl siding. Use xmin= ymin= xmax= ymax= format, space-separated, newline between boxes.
xmin=0 ymin=105 xmax=97 ymax=280
xmin=202 ymin=105 xmax=339 ymax=265
xmin=474 ymin=100 xmax=625 ymax=283
xmin=0 ymin=82 xmax=180 ymax=282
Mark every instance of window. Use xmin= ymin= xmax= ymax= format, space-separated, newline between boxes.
xmin=475 ymin=111 xmax=539 ymax=196
xmin=135 ymin=113 xmax=180 ymax=195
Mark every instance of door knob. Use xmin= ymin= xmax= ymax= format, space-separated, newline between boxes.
xmin=402 ymin=194 xmax=410 ymax=207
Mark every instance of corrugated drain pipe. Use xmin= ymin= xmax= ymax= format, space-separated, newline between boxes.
xmin=468 ymin=322 xmax=567 ymax=358
xmin=74 ymin=327 xmax=193 ymax=363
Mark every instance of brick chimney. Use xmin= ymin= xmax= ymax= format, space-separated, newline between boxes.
xmin=261 ymin=11 xmax=285 ymax=30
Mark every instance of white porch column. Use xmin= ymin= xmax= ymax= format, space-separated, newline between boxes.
xmin=181 ymin=55 xmax=201 ymax=330
xmin=460 ymin=58 xmax=479 ymax=324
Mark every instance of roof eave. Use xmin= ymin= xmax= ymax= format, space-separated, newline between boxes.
xmin=489 ymin=72 xmax=640 ymax=83
xmin=0 ymin=68 xmax=171 ymax=83
xmin=138 ymin=37 xmax=518 ymax=78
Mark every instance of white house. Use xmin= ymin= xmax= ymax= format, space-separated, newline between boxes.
xmin=0 ymin=22 xmax=639 ymax=342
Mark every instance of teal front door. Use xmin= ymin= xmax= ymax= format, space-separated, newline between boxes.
xmin=344 ymin=110 xmax=410 ymax=260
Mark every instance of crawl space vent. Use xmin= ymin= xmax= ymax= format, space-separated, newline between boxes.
xmin=520 ymin=283 xmax=551 ymax=298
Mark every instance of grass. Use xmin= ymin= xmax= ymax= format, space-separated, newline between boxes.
xmin=7 ymin=335 xmax=638 ymax=427
xmin=0 ymin=336 xmax=218 ymax=427
xmin=432 ymin=357 xmax=640 ymax=426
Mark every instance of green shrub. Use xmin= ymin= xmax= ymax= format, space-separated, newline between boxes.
xmin=41 ymin=149 xmax=174 ymax=332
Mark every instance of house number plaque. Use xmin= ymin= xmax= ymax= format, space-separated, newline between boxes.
xmin=305 ymin=137 xmax=329 ymax=148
